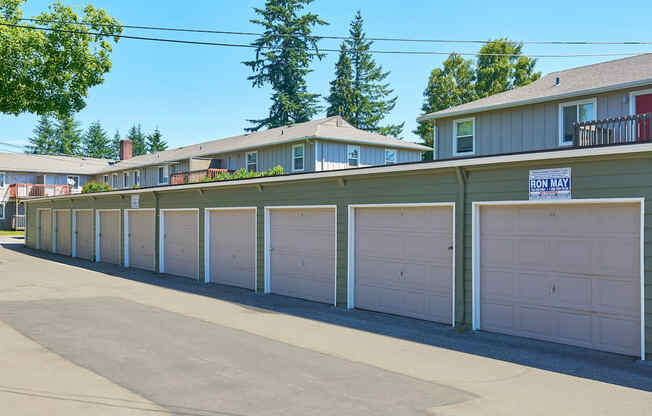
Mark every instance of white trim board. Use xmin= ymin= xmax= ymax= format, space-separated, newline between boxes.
xmin=123 ymin=208 xmax=156 ymax=269
xmin=158 ymin=208 xmax=200 ymax=279
xmin=95 ymin=209 xmax=121 ymax=264
xmin=452 ymin=117 xmax=476 ymax=157
xmin=264 ymin=205 xmax=338 ymax=306
xmin=347 ymin=203 xmax=456 ymax=327
xmin=204 ymin=207 xmax=258 ymax=291
xmin=471 ymin=198 xmax=645 ymax=360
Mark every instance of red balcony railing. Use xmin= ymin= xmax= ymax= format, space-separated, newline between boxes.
xmin=170 ymin=169 xmax=232 ymax=185
xmin=9 ymin=184 xmax=71 ymax=199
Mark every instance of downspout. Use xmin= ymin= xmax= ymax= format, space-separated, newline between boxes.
xmin=455 ymin=166 xmax=467 ymax=328
xmin=432 ymin=120 xmax=438 ymax=160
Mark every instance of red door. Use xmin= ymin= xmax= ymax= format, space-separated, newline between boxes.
xmin=635 ymin=93 xmax=652 ymax=141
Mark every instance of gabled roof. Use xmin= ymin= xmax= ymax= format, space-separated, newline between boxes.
xmin=105 ymin=116 xmax=431 ymax=173
xmin=0 ymin=152 xmax=112 ymax=175
xmin=418 ymin=53 xmax=652 ymax=121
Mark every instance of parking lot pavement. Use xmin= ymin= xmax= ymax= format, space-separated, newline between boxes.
xmin=0 ymin=241 xmax=650 ymax=415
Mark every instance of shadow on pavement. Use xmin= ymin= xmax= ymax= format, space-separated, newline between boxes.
xmin=3 ymin=242 xmax=651 ymax=392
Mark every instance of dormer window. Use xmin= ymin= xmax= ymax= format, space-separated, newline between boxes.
xmin=246 ymin=151 xmax=258 ymax=172
xmin=158 ymin=166 xmax=169 ymax=184
xmin=453 ymin=118 xmax=475 ymax=156
xmin=292 ymin=144 xmax=304 ymax=172
xmin=347 ymin=145 xmax=360 ymax=167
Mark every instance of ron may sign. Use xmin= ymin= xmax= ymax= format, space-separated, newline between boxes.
xmin=529 ymin=168 xmax=571 ymax=200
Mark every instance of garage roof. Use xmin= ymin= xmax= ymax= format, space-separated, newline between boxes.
xmin=418 ymin=54 xmax=652 ymax=121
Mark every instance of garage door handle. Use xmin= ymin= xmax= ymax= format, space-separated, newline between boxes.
xmin=448 ymin=245 xmax=453 ymax=250
xmin=552 ymin=284 xmax=557 ymax=294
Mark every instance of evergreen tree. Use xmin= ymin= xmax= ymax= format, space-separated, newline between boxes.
xmin=110 ymin=130 xmax=121 ymax=160
xmin=243 ymin=0 xmax=327 ymax=131
xmin=146 ymin=127 xmax=168 ymax=153
xmin=82 ymin=121 xmax=112 ymax=158
xmin=126 ymin=124 xmax=146 ymax=156
xmin=344 ymin=11 xmax=403 ymax=136
xmin=27 ymin=116 xmax=56 ymax=154
xmin=475 ymin=39 xmax=541 ymax=98
xmin=325 ymin=44 xmax=354 ymax=121
xmin=54 ymin=114 xmax=83 ymax=155
xmin=414 ymin=53 xmax=476 ymax=158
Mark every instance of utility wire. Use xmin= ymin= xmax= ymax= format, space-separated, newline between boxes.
xmin=1 ymin=23 xmax=646 ymax=58
xmin=17 ymin=17 xmax=652 ymax=46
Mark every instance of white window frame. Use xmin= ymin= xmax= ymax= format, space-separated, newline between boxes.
xmin=347 ymin=144 xmax=360 ymax=167
xmin=133 ymin=170 xmax=141 ymax=187
xmin=384 ymin=148 xmax=397 ymax=165
xmin=158 ymin=166 xmax=169 ymax=185
xmin=123 ymin=172 xmax=129 ymax=188
xmin=629 ymin=88 xmax=652 ymax=115
xmin=558 ymin=98 xmax=597 ymax=146
xmin=0 ymin=172 xmax=5 ymax=188
xmin=67 ymin=175 xmax=80 ymax=189
xmin=103 ymin=175 xmax=109 ymax=185
xmin=112 ymin=174 xmax=118 ymax=189
xmin=452 ymin=117 xmax=475 ymax=156
xmin=0 ymin=202 xmax=4 ymax=220
xmin=292 ymin=144 xmax=305 ymax=172
xmin=246 ymin=151 xmax=258 ymax=173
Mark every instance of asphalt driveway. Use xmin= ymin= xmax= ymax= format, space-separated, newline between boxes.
xmin=0 ymin=237 xmax=650 ymax=415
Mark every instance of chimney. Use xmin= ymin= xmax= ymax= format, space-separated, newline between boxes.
xmin=119 ymin=139 xmax=133 ymax=160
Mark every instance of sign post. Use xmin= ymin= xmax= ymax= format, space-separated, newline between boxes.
xmin=529 ymin=168 xmax=571 ymax=200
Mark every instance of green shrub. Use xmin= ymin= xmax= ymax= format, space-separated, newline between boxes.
xmin=82 ymin=181 xmax=112 ymax=193
xmin=198 ymin=165 xmax=284 ymax=183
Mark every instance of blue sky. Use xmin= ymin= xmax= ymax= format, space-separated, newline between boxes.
xmin=2 ymin=0 xmax=651 ymax=151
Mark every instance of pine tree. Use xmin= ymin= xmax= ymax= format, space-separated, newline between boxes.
xmin=345 ymin=11 xmax=403 ymax=136
xmin=127 ymin=124 xmax=146 ymax=156
xmin=82 ymin=121 xmax=112 ymax=158
xmin=414 ymin=53 xmax=476 ymax=159
xmin=27 ymin=116 xmax=57 ymax=154
xmin=54 ymin=114 xmax=83 ymax=155
xmin=325 ymin=44 xmax=354 ymax=121
xmin=475 ymin=39 xmax=541 ymax=98
xmin=110 ymin=130 xmax=121 ymax=160
xmin=243 ymin=0 xmax=327 ymax=131
xmin=146 ymin=127 xmax=168 ymax=153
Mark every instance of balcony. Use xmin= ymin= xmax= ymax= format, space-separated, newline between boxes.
xmin=9 ymin=184 xmax=72 ymax=199
xmin=170 ymin=169 xmax=231 ymax=185
xmin=573 ymin=112 xmax=651 ymax=147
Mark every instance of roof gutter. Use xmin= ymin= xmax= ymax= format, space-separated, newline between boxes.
xmin=416 ymin=78 xmax=652 ymax=122
xmin=24 ymin=142 xmax=652 ymax=203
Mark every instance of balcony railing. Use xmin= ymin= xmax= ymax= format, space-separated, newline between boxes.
xmin=170 ymin=169 xmax=232 ymax=185
xmin=9 ymin=184 xmax=72 ymax=199
xmin=573 ymin=112 xmax=652 ymax=147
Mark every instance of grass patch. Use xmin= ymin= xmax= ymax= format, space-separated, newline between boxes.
xmin=0 ymin=231 xmax=24 ymax=236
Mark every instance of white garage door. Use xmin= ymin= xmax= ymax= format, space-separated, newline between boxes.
xmin=354 ymin=206 xmax=454 ymax=324
xmin=127 ymin=210 xmax=155 ymax=271
xmin=55 ymin=210 xmax=72 ymax=256
xmin=479 ymin=203 xmax=641 ymax=356
xmin=75 ymin=211 xmax=94 ymax=261
xmin=39 ymin=210 xmax=51 ymax=252
xmin=208 ymin=209 xmax=256 ymax=289
xmin=268 ymin=208 xmax=336 ymax=304
xmin=99 ymin=211 xmax=121 ymax=265
xmin=163 ymin=210 xmax=198 ymax=279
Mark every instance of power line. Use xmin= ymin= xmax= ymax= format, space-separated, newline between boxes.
xmin=17 ymin=17 xmax=652 ymax=46
xmin=1 ymin=23 xmax=646 ymax=58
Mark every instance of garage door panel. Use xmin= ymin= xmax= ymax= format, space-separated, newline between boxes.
xmin=164 ymin=211 xmax=198 ymax=279
xmin=75 ymin=211 xmax=93 ymax=261
xmin=128 ymin=211 xmax=155 ymax=271
xmin=100 ymin=211 xmax=120 ymax=265
xmin=39 ymin=211 xmax=51 ymax=252
xmin=480 ymin=203 xmax=641 ymax=356
xmin=268 ymin=208 xmax=336 ymax=304
xmin=56 ymin=211 xmax=72 ymax=256
xmin=355 ymin=206 xmax=453 ymax=324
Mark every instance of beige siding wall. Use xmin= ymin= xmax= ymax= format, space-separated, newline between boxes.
xmin=436 ymin=87 xmax=641 ymax=159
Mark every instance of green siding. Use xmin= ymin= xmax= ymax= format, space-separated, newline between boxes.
xmin=25 ymin=152 xmax=652 ymax=359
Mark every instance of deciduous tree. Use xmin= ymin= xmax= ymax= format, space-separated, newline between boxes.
xmin=0 ymin=0 xmax=121 ymax=116
xmin=475 ymin=39 xmax=540 ymax=98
